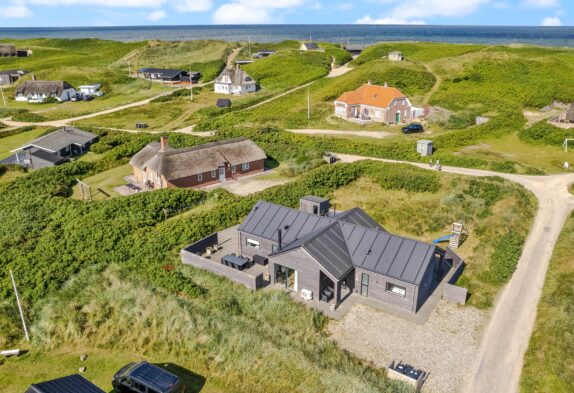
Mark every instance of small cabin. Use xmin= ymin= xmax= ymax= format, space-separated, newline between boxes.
xmin=389 ymin=51 xmax=404 ymax=61
xmin=417 ymin=140 xmax=433 ymax=157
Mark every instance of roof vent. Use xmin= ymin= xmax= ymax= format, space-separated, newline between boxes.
xmin=366 ymin=249 xmax=372 ymax=255
xmin=284 ymin=225 xmax=290 ymax=230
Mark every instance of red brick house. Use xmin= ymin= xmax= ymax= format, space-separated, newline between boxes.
xmin=129 ymin=137 xmax=267 ymax=189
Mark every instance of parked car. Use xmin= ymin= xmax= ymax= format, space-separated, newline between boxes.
xmin=82 ymin=95 xmax=94 ymax=101
xmin=112 ymin=361 xmax=185 ymax=393
xmin=401 ymin=123 xmax=424 ymax=134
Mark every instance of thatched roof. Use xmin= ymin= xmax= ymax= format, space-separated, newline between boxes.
xmin=15 ymin=81 xmax=76 ymax=97
xmin=0 ymin=44 xmax=16 ymax=56
xmin=130 ymin=138 xmax=266 ymax=180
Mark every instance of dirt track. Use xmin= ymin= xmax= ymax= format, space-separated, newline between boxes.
xmin=336 ymin=153 xmax=574 ymax=393
xmin=287 ymin=129 xmax=392 ymax=138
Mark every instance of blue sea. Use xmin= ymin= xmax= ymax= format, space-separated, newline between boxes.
xmin=1 ymin=25 xmax=574 ymax=47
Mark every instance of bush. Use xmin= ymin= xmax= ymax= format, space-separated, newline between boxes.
xmin=357 ymin=160 xmax=441 ymax=193
xmin=12 ymin=112 xmax=47 ymax=122
xmin=519 ymin=120 xmax=574 ymax=146
xmin=481 ymin=231 xmax=525 ymax=284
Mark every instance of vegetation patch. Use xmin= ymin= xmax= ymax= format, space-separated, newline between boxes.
xmin=11 ymin=112 xmax=47 ymax=122
xmin=519 ymin=120 xmax=574 ymax=146
xmin=521 ymin=213 xmax=574 ymax=393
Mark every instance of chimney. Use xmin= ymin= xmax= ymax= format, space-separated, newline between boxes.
xmin=31 ymin=73 xmax=36 ymax=81
xmin=159 ymin=136 xmax=168 ymax=151
xmin=277 ymin=229 xmax=282 ymax=251
xmin=367 ymin=80 xmax=372 ymax=85
xmin=384 ymin=81 xmax=388 ymax=87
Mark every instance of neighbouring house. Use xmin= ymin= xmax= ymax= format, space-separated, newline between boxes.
xmin=15 ymin=80 xmax=77 ymax=103
xmin=0 ymin=127 xmax=98 ymax=169
xmin=0 ymin=43 xmax=31 ymax=57
xmin=25 ymin=374 xmax=105 ymax=393
xmin=343 ymin=45 xmax=364 ymax=57
xmin=182 ymin=196 xmax=454 ymax=315
xmin=214 ymin=67 xmax=257 ymax=95
xmin=216 ymin=98 xmax=232 ymax=108
xmin=253 ymin=49 xmax=276 ymax=58
xmin=0 ymin=69 xmax=28 ymax=85
xmin=129 ymin=137 xmax=266 ymax=189
xmin=334 ymin=81 xmax=421 ymax=124
xmin=300 ymin=42 xmax=320 ymax=51
xmin=137 ymin=68 xmax=201 ymax=84
xmin=79 ymin=83 xmax=103 ymax=97
xmin=389 ymin=51 xmax=404 ymax=61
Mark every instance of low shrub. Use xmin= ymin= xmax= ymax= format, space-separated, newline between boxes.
xmin=12 ymin=112 xmax=47 ymax=122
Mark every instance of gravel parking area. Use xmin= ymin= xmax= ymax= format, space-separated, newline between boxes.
xmin=328 ymin=301 xmax=486 ymax=393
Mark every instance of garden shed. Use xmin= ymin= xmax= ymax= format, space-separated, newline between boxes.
xmin=417 ymin=140 xmax=433 ymax=156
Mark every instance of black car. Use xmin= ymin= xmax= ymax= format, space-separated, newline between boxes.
xmin=112 ymin=362 xmax=185 ymax=393
xmin=401 ymin=123 xmax=424 ymax=134
xmin=82 ymin=95 xmax=94 ymax=101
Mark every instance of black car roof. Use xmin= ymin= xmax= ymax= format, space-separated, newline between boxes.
xmin=128 ymin=362 xmax=180 ymax=393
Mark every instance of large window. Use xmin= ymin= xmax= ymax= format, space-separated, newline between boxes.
xmin=386 ymin=282 xmax=406 ymax=298
xmin=231 ymin=165 xmax=237 ymax=173
xmin=211 ymin=170 xmax=216 ymax=178
xmin=242 ymin=162 xmax=250 ymax=171
xmin=360 ymin=273 xmax=369 ymax=297
xmin=275 ymin=264 xmax=296 ymax=290
xmin=246 ymin=238 xmax=260 ymax=249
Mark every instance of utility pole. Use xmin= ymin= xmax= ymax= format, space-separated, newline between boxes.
xmin=10 ymin=269 xmax=30 ymax=342
xmin=128 ymin=61 xmax=131 ymax=76
xmin=189 ymin=67 xmax=193 ymax=102
xmin=307 ymin=86 xmax=311 ymax=120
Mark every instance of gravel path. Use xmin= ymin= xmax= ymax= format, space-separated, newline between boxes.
xmin=329 ymin=301 xmax=486 ymax=393
xmin=287 ymin=129 xmax=392 ymax=139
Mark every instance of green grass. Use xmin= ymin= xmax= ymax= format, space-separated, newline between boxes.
xmin=71 ymin=163 xmax=132 ymax=199
xmin=0 ymin=127 xmax=49 ymax=159
xmin=520 ymin=213 xmax=574 ymax=392
xmin=331 ymin=167 xmax=536 ymax=308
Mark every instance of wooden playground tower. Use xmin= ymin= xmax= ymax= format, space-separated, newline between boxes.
xmin=449 ymin=222 xmax=468 ymax=250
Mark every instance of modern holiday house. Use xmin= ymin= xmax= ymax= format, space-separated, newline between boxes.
xmin=214 ymin=67 xmax=257 ymax=95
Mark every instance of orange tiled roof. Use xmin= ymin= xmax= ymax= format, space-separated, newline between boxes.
xmin=335 ymin=84 xmax=406 ymax=109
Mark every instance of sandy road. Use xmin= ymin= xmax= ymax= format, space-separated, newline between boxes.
xmin=287 ymin=129 xmax=392 ymax=138
xmin=335 ymin=153 xmax=574 ymax=393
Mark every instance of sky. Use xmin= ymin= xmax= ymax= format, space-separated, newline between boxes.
xmin=0 ymin=0 xmax=571 ymax=27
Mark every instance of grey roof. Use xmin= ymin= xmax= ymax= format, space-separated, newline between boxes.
xmin=129 ymin=137 xmax=266 ymax=181
xmin=215 ymin=68 xmax=256 ymax=86
xmin=301 ymin=195 xmax=329 ymax=203
xmin=239 ymin=200 xmax=438 ymax=285
xmin=138 ymin=68 xmax=187 ymax=78
xmin=16 ymin=80 xmax=76 ymax=97
xmin=30 ymin=149 xmax=68 ymax=164
xmin=302 ymin=42 xmax=319 ymax=50
xmin=566 ymin=103 xmax=574 ymax=122
xmin=25 ymin=374 xmax=105 ymax=393
xmin=0 ymin=69 xmax=28 ymax=76
xmin=15 ymin=127 xmax=97 ymax=153
xmin=216 ymin=98 xmax=231 ymax=107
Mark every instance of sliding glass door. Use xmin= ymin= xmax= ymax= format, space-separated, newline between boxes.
xmin=275 ymin=264 xmax=296 ymax=290
xmin=360 ymin=273 xmax=369 ymax=297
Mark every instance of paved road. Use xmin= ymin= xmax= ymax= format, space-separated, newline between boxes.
xmin=335 ymin=153 xmax=574 ymax=393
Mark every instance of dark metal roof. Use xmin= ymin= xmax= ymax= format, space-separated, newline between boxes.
xmin=302 ymin=42 xmax=319 ymax=50
xmin=30 ymin=149 xmax=68 ymax=164
xmin=138 ymin=68 xmax=187 ymax=78
xmin=16 ymin=127 xmax=97 ymax=153
xmin=240 ymin=200 xmax=438 ymax=285
xmin=129 ymin=362 xmax=180 ymax=393
xmin=25 ymin=374 xmax=105 ymax=393
xmin=216 ymin=98 xmax=231 ymax=107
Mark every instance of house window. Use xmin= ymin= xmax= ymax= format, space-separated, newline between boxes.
xmin=211 ymin=170 xmax=216 ymax=178
xmin=242 ymin=162 xmax=250 ymax=171
xmin=272 ymin=243 xmax=279 ymax=253
xmin=231 ymin=165 xmax=237 ymax=173
xmin=197 ymin=173 xmax=203 ymax=182
xmin=246 ymin=238 xmax=260 ymax=249
xmin=360 ymin=273 xmax=369 ymax=297
xmin=386 ymin=282 xmax=406 ymax=298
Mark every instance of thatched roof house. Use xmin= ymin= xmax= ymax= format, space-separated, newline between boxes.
xmin=15 ymin=80 xmax=77 ymax=103
xmin=130 ymin=137 xmax=267 ymax=189
xmin=0 ymin=44 xmax=16 ymax=57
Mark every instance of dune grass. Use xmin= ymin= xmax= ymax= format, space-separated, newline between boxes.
xmin=0 ymin=126 xmax=49 ymax=159
xmin=70 ymin=163 xmax=132 ymax=200
xmin=520 ymin=213 xmax=574 ymax=393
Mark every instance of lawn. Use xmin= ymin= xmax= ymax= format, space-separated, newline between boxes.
xmin=331 ymin=165 xmax=536 ymax=308
xmin=0 ymin=127 xmax=49 ymax=159
xmin=0 ymin=347 xmax=226 ymax=393
xmin=520 ymin=213 xmax=574 ymax=393
xmin=71 ymin=163 xmax=132 ymax=200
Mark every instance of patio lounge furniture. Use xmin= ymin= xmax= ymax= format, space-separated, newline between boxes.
xmin=221 ymin=254 xmax=250 ymax=271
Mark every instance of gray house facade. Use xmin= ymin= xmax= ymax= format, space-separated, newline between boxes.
xmin=235 ymin=197 xmax=447 ymax=313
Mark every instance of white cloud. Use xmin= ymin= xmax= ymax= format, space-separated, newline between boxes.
xmin=147 ymin=9 xmax=167 ymax=20
xmin=213 ymin=0 xmax=305 ymax=24
xmin=173 ymin=0 xmax=213 ymax=12
xmin=356 ymin=0 xmax=489 ymax=25
xmin=356 ymin=15 xmax=425 ymax=25
xmin=0 ymin=5 xmax=32 ymax=18
xmin=541 ymin=16 xmax=562 ymax=26
xmin=523 ymin=0 xmax=559 ymax=8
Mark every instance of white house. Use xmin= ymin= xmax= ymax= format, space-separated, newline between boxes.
xmin=15 ymin=80 xmax=77 ymax=103
xmin=79 ymin=83 xmax=103 ymax=97
xmin=214 ymin=67 xmax=257 ymax=95
xmin=300 ymin=42 xmax=320 ymax=51
xmin=389 ymin=51 xmax=404 ymax=61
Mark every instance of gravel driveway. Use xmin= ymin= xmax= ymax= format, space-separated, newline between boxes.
xmin=328 ymin=301 xmax=486 ymax=393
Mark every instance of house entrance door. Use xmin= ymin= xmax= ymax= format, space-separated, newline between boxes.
xmin=219 ymin=167 xmax=226 ymax=182
xmin=395 ymin=111 xmax=401 ymax=124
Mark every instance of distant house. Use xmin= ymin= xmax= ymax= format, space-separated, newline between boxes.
xmin=253 ymin=49 xmax=276 ymax=58
xmin=0 ymin=69 xmax=28 ymax=85
xmin=343 ymin=45 xmax=364 ymax=56
xmin=15 ymin=80 xmax=77 ymax=103
xmin=235 ymin=59 xmax=255 ymax=66
xmin=389 ymin=51 xmax=404 ymax=61
xmin=0 ymin=44 xmax=30 ymax=57
xmin=0 ymin=127 xmax=98 ymax=169
xmin=216 ymin=98 xmax=232 ymax=108
xmin=137 ymin=68 xmax=201 ymax=84
xmin=182 ymin=196 xmax=455 ymax=315
xmin=79 ymin=83 xmax=103 ymax=97
xmin=334 ymin=81 xmax=421 ymax=125
xmin=25 ymin=374 xmax=104 ymax=393
xmin=300 ymin=42 xmax=320 ymax=51
xmin=129 ymin=137 xmax=266 ymax=189
xmin=214 ymin=67 xmax=257 ymax=95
